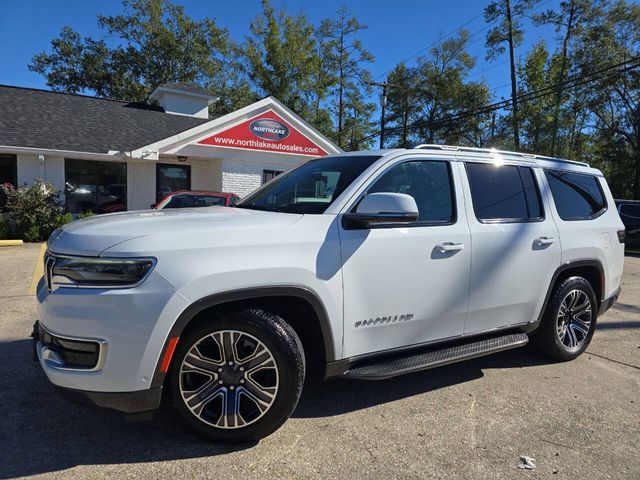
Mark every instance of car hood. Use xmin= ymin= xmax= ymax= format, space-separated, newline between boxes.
xmin=47 ymin=207 xmax=303 ymax=256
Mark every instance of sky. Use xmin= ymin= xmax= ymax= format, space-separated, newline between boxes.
xmin=0 ymin=0 xmax=561 ymax=102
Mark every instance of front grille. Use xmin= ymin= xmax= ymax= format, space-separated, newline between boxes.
xmin=38 ymin=323 xmax=100 ymax=369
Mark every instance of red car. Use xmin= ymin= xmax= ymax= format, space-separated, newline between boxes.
xmin=152 ymin=190 xmax=240 ymax=209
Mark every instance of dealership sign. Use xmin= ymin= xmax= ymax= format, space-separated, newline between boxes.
xmin=198 ymin=110 xmax=328 ymax=156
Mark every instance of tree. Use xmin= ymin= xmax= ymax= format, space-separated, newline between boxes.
xmin=484 ymin=0 xmax=539 ymax=149
xmin=383 ymin=32 xmax=491 ymax=148
xmin=414 ymin=32 xmax=490 ymax=145
xmin=318 ymin=6 xmax=375 ymax=147
xmin=242 ymin=0 xmax=325 ymax=125
xmin=29 ymin=0 xmax=241 ymax=110
xmin=534 ymin=0 xmax=605 ymax=155
xmin=574 ymin=0 xmax=640 ymax=198
xmin=517 ymin=41 xmax=556 ymax=153
xmin=384 ymin=63 xmax=422 ymax=148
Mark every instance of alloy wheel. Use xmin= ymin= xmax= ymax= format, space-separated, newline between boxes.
xmin=556 ymin=289 xmax=592 ymax=350
xmin=179 ymin=330 xmax=279 ymax=429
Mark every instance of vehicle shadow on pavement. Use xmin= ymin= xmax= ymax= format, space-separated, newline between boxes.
xmin=2 ymin=339 xmax=551 ymax=478
xmin=2 ymin=338 xmax=255 ymax=479
xmin=294 ymin=348 xmax=553 ymax=418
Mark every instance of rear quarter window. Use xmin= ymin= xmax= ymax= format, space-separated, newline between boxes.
xmin=544 ymin=170 xmax=607 ymax=220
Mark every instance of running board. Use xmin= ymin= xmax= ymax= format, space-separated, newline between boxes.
xmin=343 ymin=332 xmax=529 ymax=380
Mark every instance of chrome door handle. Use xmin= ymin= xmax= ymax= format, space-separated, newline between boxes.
xmin=535 ymin=236 xmax=555 ymax=245
xmin=436 ymin=242 xmax=464 ymax=253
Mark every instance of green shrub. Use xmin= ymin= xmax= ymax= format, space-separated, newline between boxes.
xmin=78 ymin=210 xmax=96 ymax=220
xmin=56 ymin=212 xmax=74 ymax=227
xmin=0 ymin=214 xmax=10 ymax=239
xmin=1 ymin=180 xmax=63 ymax=242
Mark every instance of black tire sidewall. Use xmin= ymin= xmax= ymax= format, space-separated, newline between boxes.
xmin=168 ymin=309 xmax=305 ymax=443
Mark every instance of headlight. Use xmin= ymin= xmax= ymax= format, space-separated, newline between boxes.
xmin=46 ymin=254 xmax=155 ymax=289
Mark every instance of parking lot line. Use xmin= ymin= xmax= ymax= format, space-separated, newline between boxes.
xmin=29 ymin=243 xmax=47 ymax=295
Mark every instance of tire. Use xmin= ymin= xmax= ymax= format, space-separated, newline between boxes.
xmin=168 ymin=309 xmax=305 ymax=442
xmin=530 ymin=276 xmax=598 ymax=361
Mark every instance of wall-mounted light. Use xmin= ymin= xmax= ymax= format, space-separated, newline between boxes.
xmin=177 ymin=156 xmax=188 ymax=163
xmin=38 ymin=154 xmax=45 ymax=163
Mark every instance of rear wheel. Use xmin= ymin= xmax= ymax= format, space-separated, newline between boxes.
xmin=530 ymin=276 xmax=597 ymax=361
xmin=168 ymin=309 xmax=305 ymax=442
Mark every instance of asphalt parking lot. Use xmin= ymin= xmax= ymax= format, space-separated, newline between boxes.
xmin=1 ymin=243 xmax=638 ymax=479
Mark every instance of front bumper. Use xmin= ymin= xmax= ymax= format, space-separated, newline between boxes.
xmin=56 ymin=385 xmax=163 ymax=414
xmin=32 ymin=321 xmax=163 ymax=413
xmin=34 ymin=268 xmax=189 ymax=393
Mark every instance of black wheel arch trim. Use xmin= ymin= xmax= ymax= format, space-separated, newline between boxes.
xmin=523 ymin=259 xmax=606 ymax=334
xmin=151 ymin=286 xmax=335 ymax=388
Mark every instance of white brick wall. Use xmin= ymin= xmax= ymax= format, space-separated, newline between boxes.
xmin=16 ymin=153 xmax=41 ymax=186
xmin=221 ymin=157 xmax=304 ymax=197
xmin=44 ymin=156 xmax=65 ymax=192
xmin=128 ymin=157 xmax=217 ymax=210
xmin=129 ymin=161 xmax=155 ymax=211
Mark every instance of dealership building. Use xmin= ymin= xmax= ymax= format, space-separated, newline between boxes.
xmin=0 ymin=83 xmax=341 ymax=213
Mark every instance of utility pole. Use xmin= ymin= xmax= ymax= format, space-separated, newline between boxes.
xmin=370 ymin=81 xmax=397 ymax=149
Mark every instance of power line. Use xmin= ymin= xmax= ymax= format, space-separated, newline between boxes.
xmin=372 ymin=0 xmax=553 ymax=84
xmin=408 ymin=0 xmax=554 ymax=130
xmin=351 ymin=56 xmax=640 ymax=146
xmin=372 ymin=11 xmax=486 ymax=81
xmin=411 ymin=58 xmax=640 ymax=134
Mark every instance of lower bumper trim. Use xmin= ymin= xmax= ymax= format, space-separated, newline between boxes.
xmin=56 ymin=385 xmax=163 ymax=414
xmin=599 ymin=287 xmax=621 ymax=315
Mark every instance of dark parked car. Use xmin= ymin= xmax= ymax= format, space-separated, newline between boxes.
xmin=152 ymin=190 xmax=240 ymax=209
xmin=616 ymin=199 xmax=640 ymax=250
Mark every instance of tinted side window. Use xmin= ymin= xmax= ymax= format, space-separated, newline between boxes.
xmin=544 ymin=171 xmax=606 ymax=220
xmin=466 ymin=163 xmax=543 ymax=221
xmin=368 ymin=161 xmax=454 ymax=223
xmin=620 ymin=204 xmax=640 ymax=218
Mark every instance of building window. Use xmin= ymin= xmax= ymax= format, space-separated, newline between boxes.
xmin=65 ymin=159 xmax=127 ymax=214
xmin=262 ymin=169 xmax=283 ymax=184
xmin=156 ymin=163 xmax=191 ymax=202
xmin=0 ymin=154 xmax=17 ymax=187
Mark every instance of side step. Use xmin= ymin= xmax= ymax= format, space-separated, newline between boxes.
xmin=344 ymin=332 xmax=529 ymax=380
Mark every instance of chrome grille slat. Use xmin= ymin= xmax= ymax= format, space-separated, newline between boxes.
xmin=45 ymin=253 xmax=56 ymax=292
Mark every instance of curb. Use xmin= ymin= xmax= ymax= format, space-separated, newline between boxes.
xmin=0 ymin=239 xmax=23 ymax=247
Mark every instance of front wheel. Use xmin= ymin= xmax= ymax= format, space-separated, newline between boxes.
xmin=530 ymin=276 xmax=597 ymax=361
xmin=168 ymin=309 xmax=305 ymax=442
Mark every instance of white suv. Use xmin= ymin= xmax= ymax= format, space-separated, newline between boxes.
xmin=33 ymin=145 xmax=625 ymax=442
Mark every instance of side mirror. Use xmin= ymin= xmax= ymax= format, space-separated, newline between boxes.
xmin=343 ymin=192 xmax=419 ymax=229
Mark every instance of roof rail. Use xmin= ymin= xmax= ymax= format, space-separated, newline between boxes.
xmin=412 ymin=144 xmax=590 ymax=167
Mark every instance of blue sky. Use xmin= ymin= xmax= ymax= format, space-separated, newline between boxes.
xmin=0 ymin=0 xmax=561 ymax=101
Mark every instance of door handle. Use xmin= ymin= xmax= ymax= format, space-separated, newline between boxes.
xmin=436 ymin=242 xmax=464 ymax=253
xmin=535 ymin=236 xmax=555 ymax=245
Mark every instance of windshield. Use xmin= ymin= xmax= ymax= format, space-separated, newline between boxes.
xmin=158 ymin=194 xmax=226 ymax=209
xmin=237 ymin=155 xmax=380 ymax=214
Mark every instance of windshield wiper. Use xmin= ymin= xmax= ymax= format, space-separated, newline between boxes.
xmin=236 ymin=204 xmax=278 ymax=212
